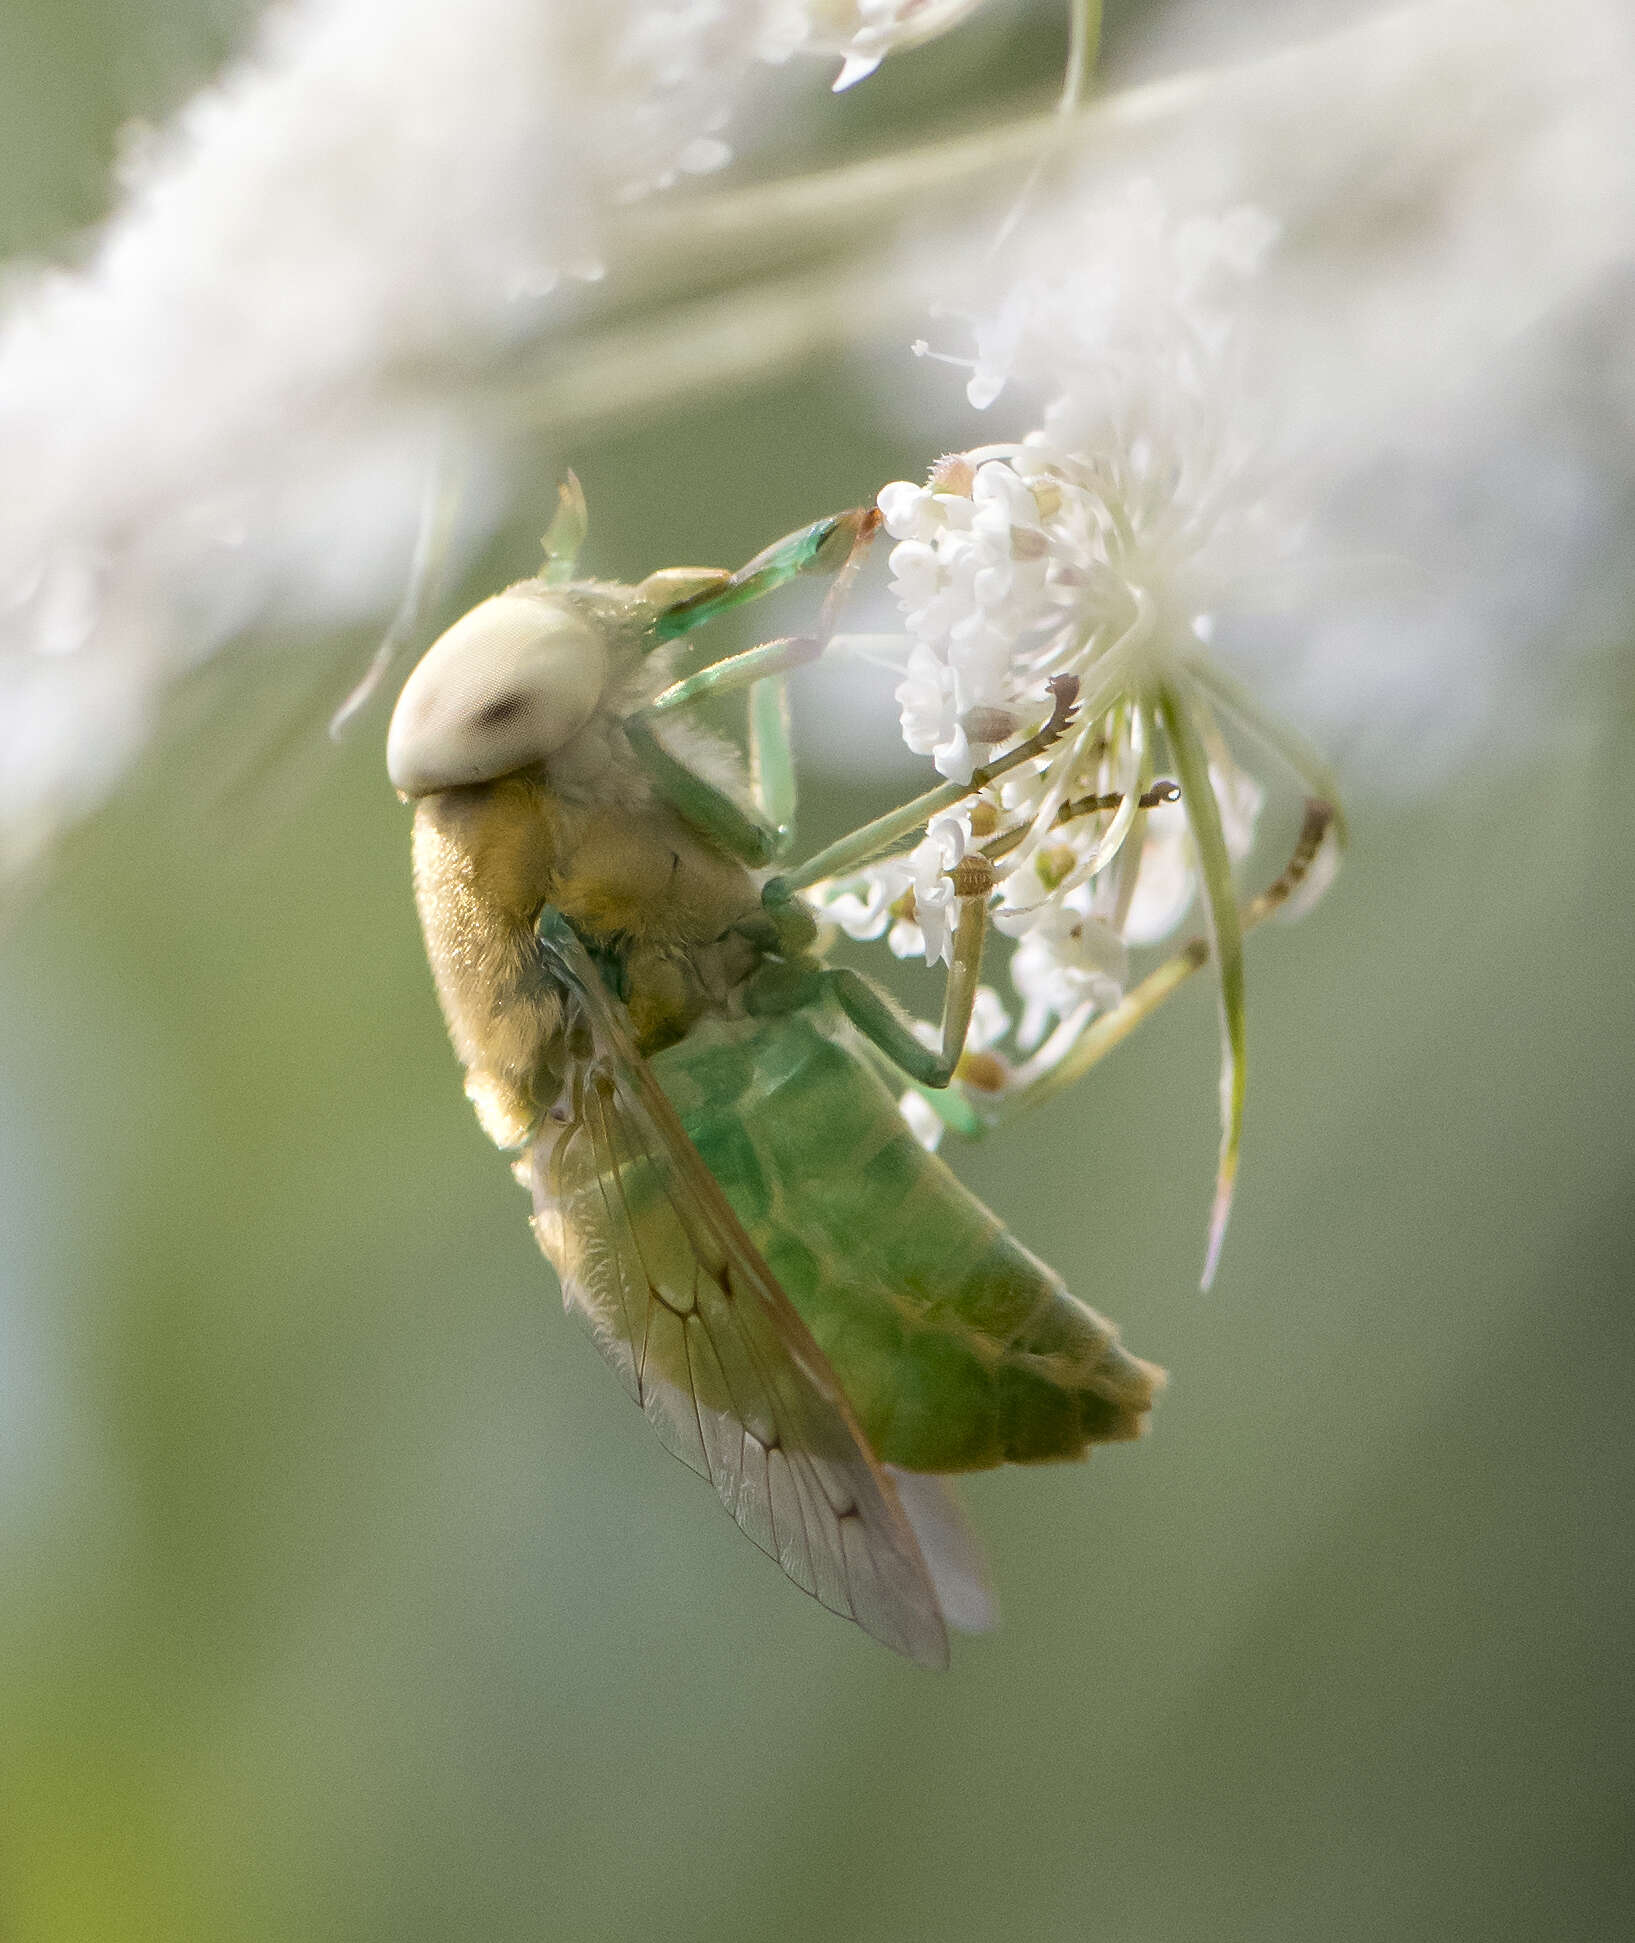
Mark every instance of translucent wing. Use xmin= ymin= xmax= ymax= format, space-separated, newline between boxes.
xmin=884 ymin=1468 xmax=997 ymax=1637
xmin=529 ymin=910 xmax=949 ymax=1669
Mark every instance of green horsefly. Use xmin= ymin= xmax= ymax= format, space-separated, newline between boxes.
xmin=386 ymin=479 xmax=1337 ymax=1666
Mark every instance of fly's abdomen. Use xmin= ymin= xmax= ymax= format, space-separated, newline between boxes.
xmin=651 ymin=1004 xmax=1162 ymax=1472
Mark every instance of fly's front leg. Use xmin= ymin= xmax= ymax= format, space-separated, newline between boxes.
xmin=627 ymin=507 xmax=882 ymax=862
xmin=647 ymin=506 xmax=880 ymax=642
xmin=747 ymin=672 xmax=796 ymax=856
xmin=624 ymin=637 xmax=812 ymax=863
xmin=621 ymin=715 xmax=786 ymax=868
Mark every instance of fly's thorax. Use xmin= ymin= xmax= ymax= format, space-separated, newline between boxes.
xmin=546 ymin=791 xmax=766 ymax=1052
xmin=409 ymin=772 xmax=766 ymax=1142
xmin=548 ymin=794 xmax=761 ymax=946
xmin=618 ymin=928 xmax=768 ymax=1057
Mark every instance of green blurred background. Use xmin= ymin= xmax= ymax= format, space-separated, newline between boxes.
xmin=1 ymin=4 xmax=1631 ymax=1940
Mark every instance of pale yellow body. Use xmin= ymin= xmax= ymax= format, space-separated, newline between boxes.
xmin=411 ymin=768 xmax=762 ymax=1149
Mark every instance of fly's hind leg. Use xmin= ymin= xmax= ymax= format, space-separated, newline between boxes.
xmin=743 ymin=686 xmax=1085 ymax=1091
xmin=761 ymin=676 xmax=1082 ymax=904
xmin=747 ymin=859 xmax=995 ymax=1093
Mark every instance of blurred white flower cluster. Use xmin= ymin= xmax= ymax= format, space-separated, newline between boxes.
xmin=876 ymin=191 xmax=1275 ymax=811
xmin=0 ymin=0 xmax=985 ymax=880
xmin=603 ymin=0 xmax=984 ymax=192
xmin=789 ymin=0 xmax=1635 ymax=1203
xmin=779 ymin=0 xmax=992 ymax=91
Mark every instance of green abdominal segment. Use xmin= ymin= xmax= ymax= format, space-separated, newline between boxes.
xmin=650 ymin=1003 xmax=1162 ymax=1472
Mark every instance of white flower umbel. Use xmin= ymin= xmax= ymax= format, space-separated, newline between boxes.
xmin=812 ymin=807 xmax=972 ymax=966
xmin=1001 ymin=902 xmax=1128 ymax=1052
xmin=904 ymin=811 xmax=970 ymax=967
xmin=882 ymin=188 xmax=1283 ymax=798
xmin=871 ymin=183 xmax=1341 ymax=1283
xmin=815 ymin=856 xmax=914 ymax=947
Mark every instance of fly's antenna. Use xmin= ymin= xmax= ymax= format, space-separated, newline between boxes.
xmin=540 ymin=472 xmax=589 ymax=586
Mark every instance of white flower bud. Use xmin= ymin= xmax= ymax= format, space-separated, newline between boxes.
xmin=878 ymin=481 xmax=941 ymax=540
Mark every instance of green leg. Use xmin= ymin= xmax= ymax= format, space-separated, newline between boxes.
xmin=750 ymin=886 xmax=991 ymax=1091
xmin=832 ymin=888 xmax=989 ymax=1088
xmin=624 ymin=632 xmax=826 ymax=866
xmin=630 ymin=658 xmax=801 ymax=861
xmin=622 ymin=716 xmax=784 ymax=867
xmin=883 ymin=774 xmax=1187 ymax=1136
xmin=649 ymin=507 xmax=880 ymax=642
xmin=629 ymin=641 xmax=812 ymax=855
xmin=723 ymin=506 xmax=882 ymax=852
xmin=629 ymin=511 xmax=883 ymax=860
xmin=747 ymin=673 xmax=798 ymax=854
xmin=642 ymin=635 xmax=824 ymax=715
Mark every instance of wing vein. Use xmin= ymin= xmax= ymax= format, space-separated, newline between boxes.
xmin=526 ymin=908 xmax=948 ymax=1668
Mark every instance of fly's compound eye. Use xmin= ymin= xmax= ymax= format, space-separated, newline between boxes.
xmin=473 ymin=692 xmax=528 ymax=731
xmin=387 ymin=592 xmax=610 ymax=796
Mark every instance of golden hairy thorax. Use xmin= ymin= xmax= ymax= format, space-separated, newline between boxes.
xmin=412 ymin=771 xmax=763 ymax=1148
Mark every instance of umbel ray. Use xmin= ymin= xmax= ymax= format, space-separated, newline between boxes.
xmin=385 ymin=478 xmax=1335 ymax=1667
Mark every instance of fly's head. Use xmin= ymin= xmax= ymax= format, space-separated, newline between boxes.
xmin=387 ymin=586 xmax=614 ymax=800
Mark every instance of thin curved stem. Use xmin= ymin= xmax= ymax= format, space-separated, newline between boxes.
xmin=1060 ymin=0 xmax=1104 ymax=114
